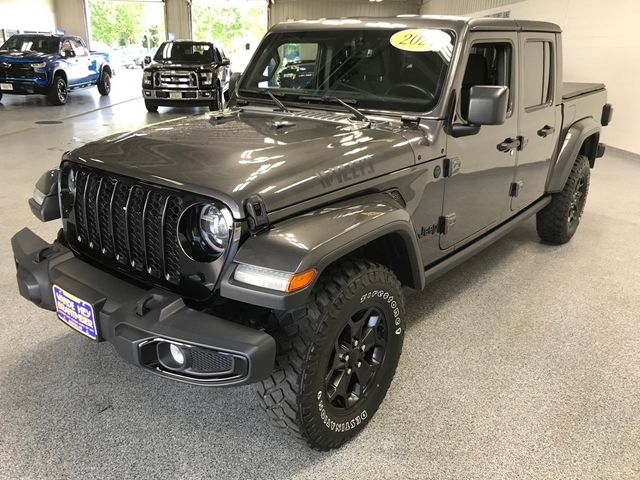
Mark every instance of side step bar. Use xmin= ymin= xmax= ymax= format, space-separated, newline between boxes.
xmin=425 ymin=196 xmax=552 ymax=284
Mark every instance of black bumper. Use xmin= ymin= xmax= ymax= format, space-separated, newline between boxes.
xmin=11 ymin=228 xmax=276 ymax=387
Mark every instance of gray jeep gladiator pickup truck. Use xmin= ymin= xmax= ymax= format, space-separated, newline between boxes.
xmin=12 ymin=17 xmax=612 ymax=450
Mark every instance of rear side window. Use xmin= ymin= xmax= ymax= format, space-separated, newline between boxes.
xmin=523 ymin=41 xmax=553 ymax=108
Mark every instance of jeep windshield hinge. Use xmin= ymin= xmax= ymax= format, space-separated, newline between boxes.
xmin=245 ymin=194 xmax=270 ymax=234
xmin=438 ymin=213 xmax=457 ymax=235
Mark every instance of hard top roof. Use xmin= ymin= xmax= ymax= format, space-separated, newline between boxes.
xmin=270 ymin=15 xmax=561 ymax=34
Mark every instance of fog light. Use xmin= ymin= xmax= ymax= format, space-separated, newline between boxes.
xmin=170 ymin=343 xmax=185 ymax=366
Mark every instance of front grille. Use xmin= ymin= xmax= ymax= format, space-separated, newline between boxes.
xmin=154 ymin=70 xmax=198 ymax=89
xmin=71 ymin=167 xmax=184 ymax=284
xmin=0 ymin=63 xmax=34 ymax=79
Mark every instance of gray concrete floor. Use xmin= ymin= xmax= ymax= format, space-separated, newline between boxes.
xmin=0 ymin=79 xmax=639 ymax=479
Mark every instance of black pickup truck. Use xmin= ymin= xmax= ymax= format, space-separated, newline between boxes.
xmin=13 ymin=17 xmax=611 ymax=450
xmin=142 ymin=40 xmax=231 ymax=112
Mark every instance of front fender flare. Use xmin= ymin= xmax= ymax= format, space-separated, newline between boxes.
xmin=546 ymin=117 xmax=600 ymax=193
xmin=220 ymin=193 xmax=423 ymax=310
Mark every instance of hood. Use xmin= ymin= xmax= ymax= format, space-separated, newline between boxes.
xmin=69 ymin=109 xmax=420 ymax=217
xmin=0 ymin=51 xmax=53 ymax=63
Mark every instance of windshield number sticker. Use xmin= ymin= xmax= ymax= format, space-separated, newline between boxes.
xmin=390 ymin=29 xmax=450 ymax=53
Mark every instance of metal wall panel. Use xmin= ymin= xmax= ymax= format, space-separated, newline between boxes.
xmin=54 ymin=0 xmax=89 ymax=41
xmin=165 ymin=0 xmax=192 ymax=40
xmin=269 ymin=0 xmax=421 ymax=27
xmin=420 ymin=0 xmax=524 ymax=16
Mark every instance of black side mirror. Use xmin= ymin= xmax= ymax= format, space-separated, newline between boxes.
xmin=144 ymin=56 xmax=151 ymax=65
xmin=220 ymin=58 xmax=230 ymax=67
xmin=63 ymin=50 xmax=75 ymax=59
xmin=467 ymin=85 xmax=509 ymax=126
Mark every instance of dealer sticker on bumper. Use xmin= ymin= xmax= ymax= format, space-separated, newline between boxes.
xmin=0 ymin=83 xmax=13 ymax=91
xmin=52 ymin=285 xmax=98 ymax=340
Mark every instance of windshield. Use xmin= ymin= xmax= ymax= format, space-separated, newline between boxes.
xmin=0 ymin=35 xmax=60 ymax=54
xmin=239 ymin=28 xmax=455 ymax=114
xmin=154 ymin=42 xmax=215 ymax=63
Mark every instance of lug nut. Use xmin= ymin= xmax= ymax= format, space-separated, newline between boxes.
xmin=346 ymin=368 xmax=352 ymax=375
xmin=361 ymin=344 xmax=366 ymax=351
xmin=353 ymin=339 xmax=359 ymax=347
xmin=357 ymin=361 xmax=362 ymax=367
xmin=342 ymin=354 xmax=350 ymax=362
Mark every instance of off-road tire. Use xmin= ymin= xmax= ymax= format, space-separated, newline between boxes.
xmin=209 ymin=84 xmax=224 ymax=111
xmin=47 ymin=75 xmax=68 ymax=105
xmin=537 ymin=154 xmax=590 ymax=244
xmin=145 ymin=101 xmax=158 ymax=113
xmin=258 ymin=258 xmax=405 ymax=450
xmin=97 ymin=71 xmax=111 ymax=96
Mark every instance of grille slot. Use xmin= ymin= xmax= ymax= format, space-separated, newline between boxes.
xmin=71 ymin=167 xmax=186 ymax=285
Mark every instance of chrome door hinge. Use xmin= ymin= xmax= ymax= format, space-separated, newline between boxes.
xmin=438 ymin=213 xmax=457 ymax=235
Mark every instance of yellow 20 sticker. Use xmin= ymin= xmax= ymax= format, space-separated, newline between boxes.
xmin=390 ymin=29 xmax=450 ymax=52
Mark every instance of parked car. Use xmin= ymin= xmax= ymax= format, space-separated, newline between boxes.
xmin=141 ymin=40 xmax=231 ymax=112
xmin=0 ymin=34 xmax=112 ymax=105
xmin=13 ymin=17 xmax=612 ymax=450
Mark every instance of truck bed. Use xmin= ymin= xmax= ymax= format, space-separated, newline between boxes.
xmin=563 ymin=82 xmax=605 ymax=100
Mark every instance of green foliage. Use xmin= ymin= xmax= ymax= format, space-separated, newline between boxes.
xmin=88 ymin=0 xmax=144 ymax=46
xmin=192 ymin=3 xmax=266 ymax=55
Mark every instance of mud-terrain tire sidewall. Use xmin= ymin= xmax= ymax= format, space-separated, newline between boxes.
xmin=98 ymin=70 xmax=111 ymax=96
xmin=145 ymin=101 xmax=158 ymax=113
xmin=537 ymin=154 xmax=590 ymax=244
xmin=47 ymin=75 xmax=67 ymax=105
xmin=301 ymin=265 xmax=404 ymax=448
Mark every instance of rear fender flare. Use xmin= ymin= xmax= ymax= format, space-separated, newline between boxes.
xmin=546 ymin=117 xmax=600 ymax=192
xmin=220 ymin=193 xmax=424 ymax=310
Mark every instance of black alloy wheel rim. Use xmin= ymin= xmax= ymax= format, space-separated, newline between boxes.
xmin=104 ymin=75 xmax=111 ymax=93
xmin=325 ymin=307 xmax=387 ymax=411
xmin=568 ymin=174 xmax=586 ymax=224
xmin=57 ymin=80 xmax=67 ymax=102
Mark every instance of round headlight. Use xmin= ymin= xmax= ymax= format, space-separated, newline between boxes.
xmin=199 ymin=204 xmax=230 ymax=252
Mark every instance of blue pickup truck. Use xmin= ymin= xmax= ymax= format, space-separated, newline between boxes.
xmin=0 ymin=34 xmax=112 ymax=105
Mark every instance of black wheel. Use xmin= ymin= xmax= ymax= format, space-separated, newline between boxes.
xmin=0 ymin=92 xmax=3 ymax=102
xmin=47 ymin=75 xmax=68 ymax=105
xmin=537 ymin=154 xmax=590 ymax=244
xmin=97 ymin=71 xmax=111 ymax=96
xmin=258 ymin=258 xmax=405 ymax=450
xmin=209 ymin=84 xmax=224 ymax=111
xmin=145 ymin=101 xmax=158 ymax=113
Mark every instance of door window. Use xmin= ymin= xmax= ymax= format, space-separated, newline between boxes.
xmin=61 ymin=39 xmax=74 ymax=57
xmin=523 ymin=41 xmax=553 ymax=108
xmin=70 ymin=39 xmax=87 ymax=56
xmin=460 ymin=42 xmax=512 ymax=119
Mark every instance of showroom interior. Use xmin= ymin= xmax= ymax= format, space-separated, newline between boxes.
xmin=0 ymin=0 xmax=638 ymax=478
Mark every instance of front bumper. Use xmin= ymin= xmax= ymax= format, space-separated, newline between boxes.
xmin=0 ymin=77 xmax=49 ymax=95
xmin=142 ymin=88 xmax=217 ymax=106
xmin=11 ymin=228 xmax=276 ymax=387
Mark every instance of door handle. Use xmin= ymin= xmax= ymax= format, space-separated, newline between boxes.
xmin=497 ymin=137 xmax=522 ymax=152
xmin=537 ymin=125 xmax=555 ymax=138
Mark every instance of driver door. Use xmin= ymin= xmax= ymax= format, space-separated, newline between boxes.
xmin=60 ymin=39 xmax=81 ymax=85
xmin=440 ymin=33 xmax=519 ymax=250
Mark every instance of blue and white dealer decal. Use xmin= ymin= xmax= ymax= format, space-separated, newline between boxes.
xmin=52 ymin=285 xmax=98 ymax=340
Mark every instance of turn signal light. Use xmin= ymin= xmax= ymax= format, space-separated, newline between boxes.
xmin=287 ymin=268 xmax=317 ymax=293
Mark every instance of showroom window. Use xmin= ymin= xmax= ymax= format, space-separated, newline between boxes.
xmin=523 ymin=41 xmax=553 ymax=108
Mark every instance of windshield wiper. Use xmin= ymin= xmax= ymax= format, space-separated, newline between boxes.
xmin=238 ymin=88 xmax=290 ymax=113
xmin=299 ymin=95 xmax=369 ymax=123
xmin=265 ymin=89 xmax=289 ymax=113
